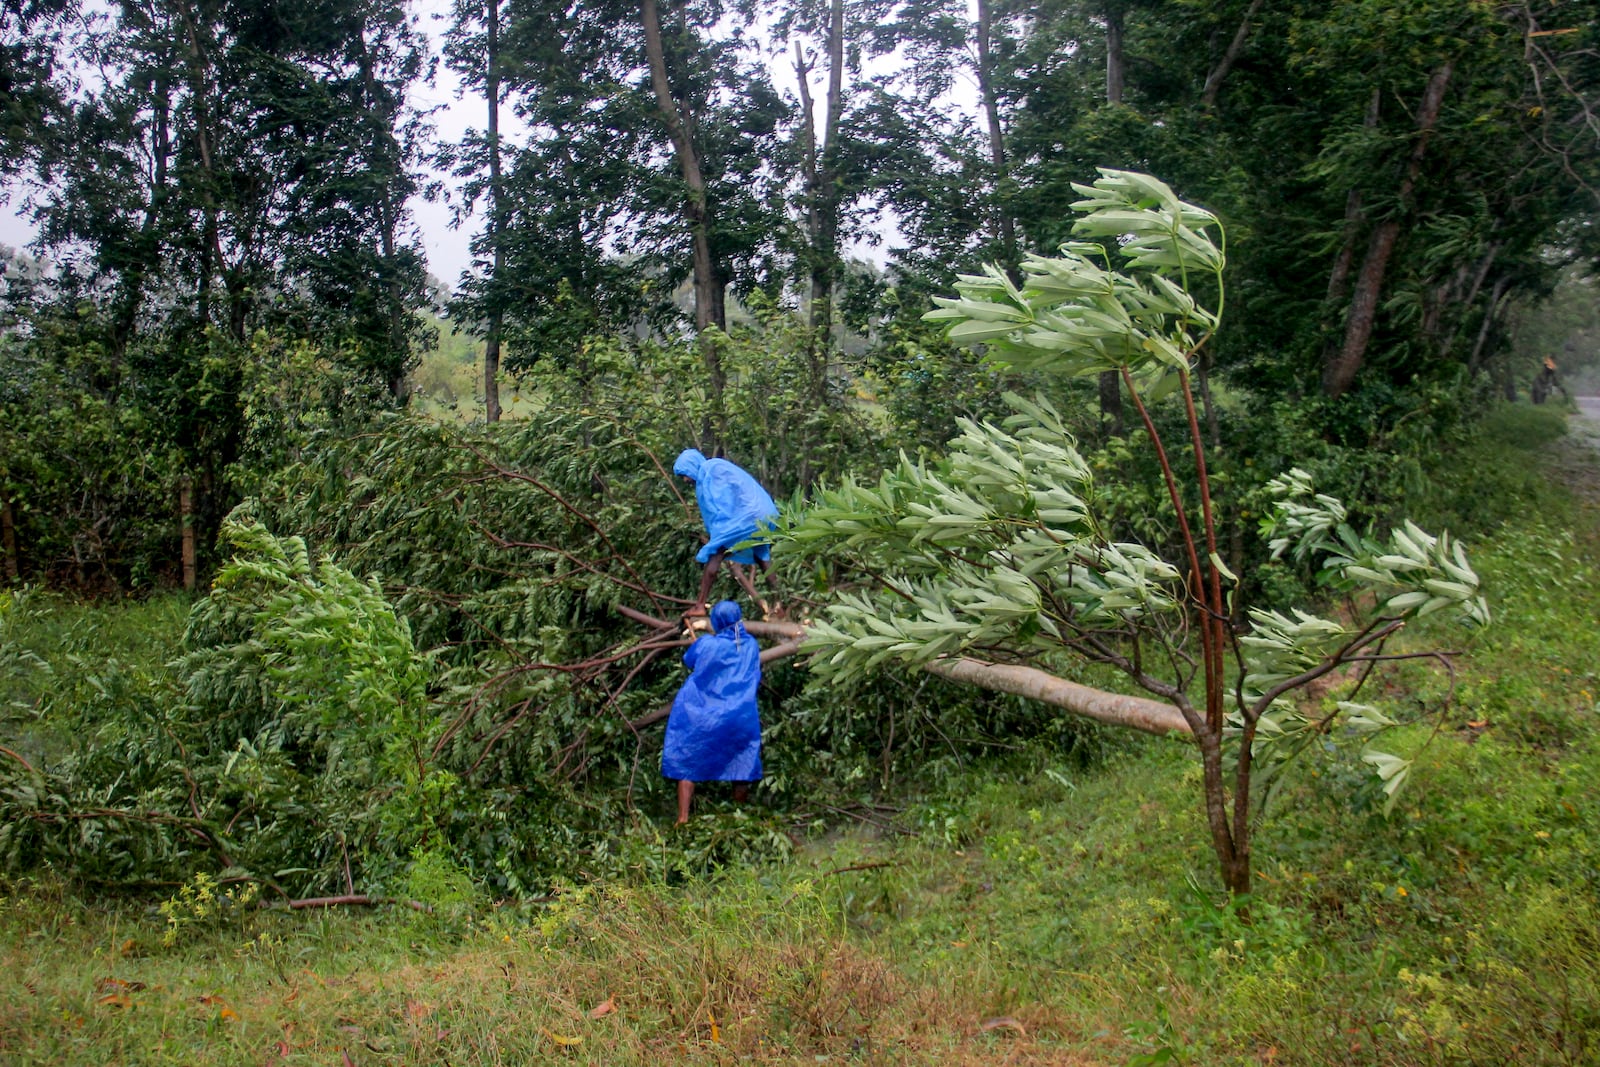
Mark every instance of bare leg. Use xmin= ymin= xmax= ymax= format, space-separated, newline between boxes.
xmin=756 ymin=558 xmax=786 ymax=617
xmin=727 ymin=560 xmax=764 ymax=605
xmin=677 ymin=779 xmax=695 ymax=824
xmin=692 ymin=553 xmax=726 ymax=616
xmin=732 ymin=782 xmax=750 ymax=804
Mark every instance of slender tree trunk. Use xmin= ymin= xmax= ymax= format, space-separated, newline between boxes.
xmin=1468 ymin=276 xmax=1511 ymax=376
xmin=794 ymin=0 xmax=844 ymax=407
xmin=640 ymin=0 xmax=722 ymax=336
xmin=355 ymin=33 xmax=411 ymax=397
xmin=179 ymin=476 xmax=196 ymax=592
xmin=177 ymin=0 xmax=230 ymax=334
xmin=811 ymin=0 xmax=844 ymax=348
xmin=1318 ymin=88 xmax=1380 ymax=377
xmin=1201 ymin=0 xmax=1262 ymax=110
xmin=1098 ymin=2 xmax=1125 ymax=432
xmin=112 ymin=69 xmax=172 ymax=364
xmin=1104 ymin=4 xmax=1125 ymax=104
xmin=793 ymin=42 xmax=824 ymax=397
xmin=974 ymin=0 xmax=1016 ymax=264
xmin=1 ymin=497 xmax=17 ymax=582
xmin=484 ymin=0 xmax=504 ymax=423
xmin=1443 ymin=239 xmax=1501 ymax=358
xmin=1323 ymin=64 xmax=1453 ymax=398
xmin=641 ymin=0 xmax=726 ymax=433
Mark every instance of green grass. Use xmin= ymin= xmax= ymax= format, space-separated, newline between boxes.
xmin=4 ymin=405 xmax=1600 ymax=1064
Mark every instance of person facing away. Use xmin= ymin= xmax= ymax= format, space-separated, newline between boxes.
xmin=672 ymin=448 xmax=784 ymax=619
xmin=662 ymin=599 xmax=762 ymax=824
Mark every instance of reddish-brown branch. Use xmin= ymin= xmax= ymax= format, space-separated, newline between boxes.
xmin=1179 ymin=369 xmax=1230 ymax=738
xmin=472 ymin=521 xmax=687 ymax=607
xmin=1120 ymin=366 xmax=1212 ymax=741
xmin=462 ymin=444 xmax=667 ymax=611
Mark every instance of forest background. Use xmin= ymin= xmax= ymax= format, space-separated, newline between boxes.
xmin=3 ymin=0 xmax=1600 ymax=1061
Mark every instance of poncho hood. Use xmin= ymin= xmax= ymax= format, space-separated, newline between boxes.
xmin=710 ymin=599 xmax=745 ymax=640
xmin=673 ymin=449 xmax=707 ymax=480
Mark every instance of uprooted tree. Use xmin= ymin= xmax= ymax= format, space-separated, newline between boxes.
xmin=776 ymin=170 xmax=1491 ymax=896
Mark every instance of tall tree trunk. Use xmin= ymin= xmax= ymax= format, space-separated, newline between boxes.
xmin=641 ymin=0 xmax=726 ymax=429
xmin=1467 ymin=276 xmax=1511 ymax=376
xmin=1443 ymin=239 xmax=1501 ymax=358
xmin=1200 ymin=0 xmax=1262 ymax=110
xmin=1323 ymin=64 xmax=1453 ymax=398
xmin=793 ymin=0 xmax=844 ymax=405
xmin=1 ymin=497 xmax=17 ymax=582
xmin=1104 ymin=4 xmax=1125 ymax=104
xmin=811 ymin=0 xmax=844 ymax=344
xmin=177 ymin=0 xmax=223 ymax=332
xmin=179 ymin=476 xmax=196 ymax=592
xmin=640 ymin=0 xmax=722 ymax=332
xmin=355 ymin=32 xmax=412 ymax=397
xmin=484 ymin=0 xmax=504 ymax=423
xmin=111 ymin=69 xmax=172 ymax=365
xmin=974 ymin=0 xmax=1016 ymax=264
xmin=1098 ymin=3 xmax=1125 ymax=432
xmin=1319 ymin=88 xmax=1380 ymax=376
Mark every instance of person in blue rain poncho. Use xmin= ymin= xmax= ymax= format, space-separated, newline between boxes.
xmin=663 ymin=600 xmax=762 ymax=824
xmin=673 ymin=449 xmax=786 ymax=621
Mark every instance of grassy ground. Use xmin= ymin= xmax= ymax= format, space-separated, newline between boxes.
xmin=3 ymin=403 xmax=1599 ymax=1065
xmin=408 ymin=317 xmax=543 ymax=423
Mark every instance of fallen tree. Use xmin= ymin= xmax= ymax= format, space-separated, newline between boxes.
xmin=621 ymin=611 xmax=1189 ymax=736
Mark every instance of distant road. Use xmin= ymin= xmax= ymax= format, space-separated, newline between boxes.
xmin=1579 ymin=396 xmax=1600 ymax=421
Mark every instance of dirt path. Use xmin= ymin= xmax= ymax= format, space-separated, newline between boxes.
xmin=1573 ymin=397 xmax=1600 ymax=457
xmin=1560 ymin=398 xmax=1600 ymax=513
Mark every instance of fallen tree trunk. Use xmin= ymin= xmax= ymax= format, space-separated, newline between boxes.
xmin=622 ymin=613 xmax=1191 ymax=737
xmin=920 ymin=657 xmax=1189 ymax=735
xmin=266 ymin=894 xmax=432 ymax=913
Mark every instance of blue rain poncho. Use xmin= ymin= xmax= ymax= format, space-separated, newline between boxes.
xmin=661 ymin=600 xmax=763 ymax=782
xmin=673 ymin=449 xmax=779 ymax=565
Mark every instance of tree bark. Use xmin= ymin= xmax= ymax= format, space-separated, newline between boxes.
xmin=1200 ymin=0 xmax=1262 ymax=110
xmin=1104 ymin=4 xmax=1125 ymax=105
xmin=1444 ymin=239 xmax=1500 ymax=359
xmin=1323 ymin=64 xmax=1454 ymax=398
xmin=812 ymin=0 xmax=844 ymax=342
xmin=641 ymin=0 xmax=726 ymax=430
xmin=975 ymin=0 xmax=1017 ymax=264
xmin=111 ymin=68 xmax=172 ymax=366
xmin=624 ymin=617 xmax=1191 ymax=736
xmin=1099 ymin=370 xmax=1123 ymax=436
xmin=1 ymin=497 xmax=17 ymax=582
xmin=484 ymin=0 xmax=504 ymax=423
xmin=175 ymin=0 xmax=242 ymax=339
xmin=921 ymin=657 xmax=1189 ymax=735
xmin=640 ymin=0 xmax=723 ymax=336
xmin=1098 ymin=3 xmax=1125 ymax=431
xmin=1467 ymin=275 xmax=1511 ymax=376
xmin=179 ymin=476 xmax=196 ymax=592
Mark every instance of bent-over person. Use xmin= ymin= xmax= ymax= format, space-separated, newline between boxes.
xmin=662 ymin=600 xmax=762 ymax=824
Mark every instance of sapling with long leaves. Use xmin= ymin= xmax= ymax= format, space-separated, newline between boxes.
xmin=785 ymin=170 xmax=1489 ymax=896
